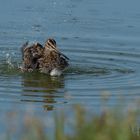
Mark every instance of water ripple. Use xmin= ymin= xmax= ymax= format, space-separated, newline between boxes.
xmin=0 ymin=38 xmax=140 ymax=108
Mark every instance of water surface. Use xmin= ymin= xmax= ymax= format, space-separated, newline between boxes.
xmin=0 ymin=0 xmax=140 ymax=123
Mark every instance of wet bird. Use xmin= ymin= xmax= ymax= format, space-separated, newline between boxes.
xmin=38 ymin=38 xmax=69 ymax=76
xmin=21 ymin=41 xmax=44 ymax=72
xmin=21 ymin=38 xmax=69 ymax=76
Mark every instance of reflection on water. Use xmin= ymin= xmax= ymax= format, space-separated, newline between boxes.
xmin=0 ymin=0 xmax=140 ymax=114
xmin=1 ymin=0 xmax=140 ymax=138
xmin=21 ymin=72 xmax=66 ymax=111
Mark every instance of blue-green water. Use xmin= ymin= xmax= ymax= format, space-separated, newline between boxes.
xmin=0 ymin=0 xmax=140 ymax=136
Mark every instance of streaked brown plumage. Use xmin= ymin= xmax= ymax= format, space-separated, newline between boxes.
xmin=21 ymin=42 xmax=44 ymax=71
xmin=38 ymin=38 xmax=69 ymax=75
xmin=21 ymin=38 xmax=69 ymax=75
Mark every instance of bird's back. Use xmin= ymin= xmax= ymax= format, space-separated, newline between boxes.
xmin=38 ymin=48 xmax=69 ymax=74
xmin=20 ymin=38 xmax=69 ymax=75
xmin=21 ymin=42 xmax=44 ymax=71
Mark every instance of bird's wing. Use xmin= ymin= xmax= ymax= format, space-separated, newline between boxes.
xmin=21 ymin=41 xmax=29 ymax=60
xmin=38 ymin=49 xmax=61 ymax=72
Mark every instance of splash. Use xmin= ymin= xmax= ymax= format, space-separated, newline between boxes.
xmin=5 ymin=53 xmax=14 ymax=68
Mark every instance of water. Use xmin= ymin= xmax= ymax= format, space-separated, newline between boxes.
xmin=0 ymin=0 xmax=140 ymax=134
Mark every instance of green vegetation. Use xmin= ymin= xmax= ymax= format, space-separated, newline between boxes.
xmin=3 ymin=106 xmax=140 ymax=140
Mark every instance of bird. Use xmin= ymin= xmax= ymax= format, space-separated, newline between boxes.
xmin=21 ymin=41 xmax=44 ymax=72
xmin=38 ymin=38 xmax=69 ymax=76
xmin=20 ymin=38 xmax=69 ymax=76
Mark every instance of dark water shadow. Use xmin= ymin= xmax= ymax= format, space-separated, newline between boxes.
xmin=21 ymin=72 xmax=66 ymax=111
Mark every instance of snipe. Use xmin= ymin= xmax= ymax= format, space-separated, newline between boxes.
xmin=21 ymin=38 xmax=69 ymax=76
